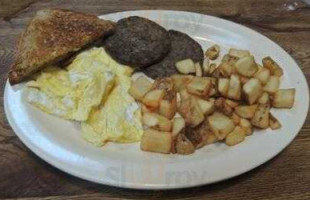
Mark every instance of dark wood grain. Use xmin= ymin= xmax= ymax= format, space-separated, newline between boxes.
xmin=0 ymin=0 xmax=310 ymax=199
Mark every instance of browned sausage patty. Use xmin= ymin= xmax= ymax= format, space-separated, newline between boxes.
xmin=142 ymin=30 xmax=204 ymax=79
xmin=103 ymin=16 xmax=170 ymax=68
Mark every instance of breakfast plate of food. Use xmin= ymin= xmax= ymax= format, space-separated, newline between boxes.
xmin=4 ymin=9 xmax=309 ymax=189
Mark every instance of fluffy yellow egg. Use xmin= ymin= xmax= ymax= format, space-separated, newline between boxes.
xmin=26 ymin=47 xmax=143 ymax=146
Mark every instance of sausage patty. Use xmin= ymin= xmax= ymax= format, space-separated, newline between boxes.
xmin=142 ymin=30 xmax=204 ymax=79
xmin=104 ymin=16 xmax=170 ymax=68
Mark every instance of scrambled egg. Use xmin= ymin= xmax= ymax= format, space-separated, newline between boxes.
xmin=27 ymin=47 xmax=143 ymax=146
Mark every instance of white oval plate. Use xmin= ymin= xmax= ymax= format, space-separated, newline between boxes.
xmin=4 ymin=10 xmax=309 ymax=189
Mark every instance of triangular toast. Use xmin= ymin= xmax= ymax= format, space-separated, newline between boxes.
xmin=9 ymin=9 xmax=115 ymax=84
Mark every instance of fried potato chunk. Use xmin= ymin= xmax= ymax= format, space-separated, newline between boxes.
xmin=243 ymin=78 xmax=263 ymax=105
xmin=254 ymin=67 xmax=270 ymax=85
xmin=172 ymin=117 xmax=185 ymax=135
xmin=218 ymin=78 xmax=230 ymax=96
xmin=142 ymin=112 xmax=172 ymax=132
xmin=239 ymin=118 xmax=253 ymax=136
xmin=234 ymin=56 xmax=258 ymax=77
xmin=128 ymin=76 xmax=153 ymax=101
xmin=205 ymin=44 xmax=220 ymax=60
xmin=208 ymin=112 xmax=235 ymax=140
xmin=264 ymin=76 xmax=280 ymax=94
xmin=272 ymin=89 xmax=295 ymax=108
xmin=142 ymin=89 xmax=164 ymax=109
xmin=195 ymin=97 xmax=215 ymax=116
xmin=258 ymin=92 xmax=270 ymax=104
xmin=187 ymin=77 xmax=212 ymax=96
xmin=229 ymin=48 xmax=250 ymax=58
xmin=225 ymin=126 xmax=246 ymax=146
xmin=175 ymin=133 xmax=195 ymax=155
xmin=262 ymin=56 xmax=283 ymax=77
xmin=141 ymin=128 xmax=172 ymax=154
xmin=178 ymin=96 xmax=205 ymax=127
xmin=227 ymin=74 xmax=241 ymax=100
xmin=235 ymin=104 xmax=258 ymax=119
xmin=171 ymin=75 xmax=193 ymax=92
xmin=269 ymin=113 xmax=282 ymax=130
xmin=251 ymin=104 xmax=270 ymax=128
xmin=176 ymin=59 xmax=196 ymax=74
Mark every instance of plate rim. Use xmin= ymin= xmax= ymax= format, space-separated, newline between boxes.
xmin=4 ymin=10 xmax=310 ymax=190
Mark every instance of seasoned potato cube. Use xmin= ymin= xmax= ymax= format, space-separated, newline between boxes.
xmin=269 ymin=113 xmax=282 ymax=130
xmin=141 ymin=128 xmax=172 ymax=154
xmin=258 ymin=92 xmax=270 ymax=104
xmin=128 ymin=76 xmax=153 ymax=101
xmin=172 ymin=117 xmax=185 ymax=135
xmin=272 ymin=88 xmax=295 ymax=108
xmin=225 ymin=126 xmax=246 ymax=146
xmin=234 ymin=56 xmax=258 ymax=77
xmin=171 ymin=118 xmax=184 ymax=154
xmin=159 ymin=98 xmax=177 ymax=119
xmin=142 ymin=89 xmax=164 ymax=109
xmin=264 ymin=76 xmax=280 ymax=94
xmin=178 ymin=97 xmax=205 ymax=127
xmin=195 ymin=97 xmax=215 ymax=115
xmin=227 ymin=74 xmax=241 ymax=100
xmin=175 ymin=133 xmax=195 ymax=155
xmin=195 ymin=62 xmax=202 ymax=77
xmin=209 ymin=63 xmax=217 ymax=74
xmin=239 ymin=118 xmax=253 ymax=135
xmin=218 ymin=62 xmax=234 ymax=77
xmin=254 ymin=67 xmax=270 ymax=85
xmin=251 ymin=104 xmax=270 ymax=129
xmin=235 ymin=104 xmax=258 ymax=119
xmin=154 ymin=78 xmax=177 ymax=119
xmin=202 ymin=58 xmax=210 ymax=75
xmin=159 ymin=84 xmax=177 ymax=114
xmin=171 ymin=75 xmax=193 ymax=92
xmin=208 ymin=78 xmax=218 ymax=97
xmin=243 ymin=78 xmax=263 ymax=104
xmin=142 ymin=112 xmax=172 ymax=132
xmin=262 ymin=56 xmax=283 ymax=77
xmin=208 ymin=112 xmax=235 ymax=140
xmin=229 ymin=48 xmax=250 ymax=58
xmin=195 ymin=121 xmax=218 ymax=148
xmin=205 ymin=44 xmax=220 ymax=60
xmin=176 ymin=59 xmax=195 ymax=74
xmin=231 ymin=113 xmax=241 ymax=125
xmin=218 ymin=78 xmax=230 ymax=96
xmin=214 ymin=97 xmax=233 ymax=116
xmin=186 ymin=98 xmax=205 ymax=127
xmin=222 ymin=54 xmax=239 ymax=65
xmin=198 ymin=131 xmax=218 ymax=148
xmin=187 ymin=77 xmax=212 ymax=96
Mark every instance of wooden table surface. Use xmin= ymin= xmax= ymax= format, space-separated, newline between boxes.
xmin=1 ymin=0 xmax=310 ymax=199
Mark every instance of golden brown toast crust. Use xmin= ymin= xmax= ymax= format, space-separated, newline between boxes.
xmin=9 ymin=9 xmax=116 ymax=84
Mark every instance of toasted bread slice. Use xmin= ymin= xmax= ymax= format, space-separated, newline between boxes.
xmin=9 ymin=9 xmax=115 ymax=84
